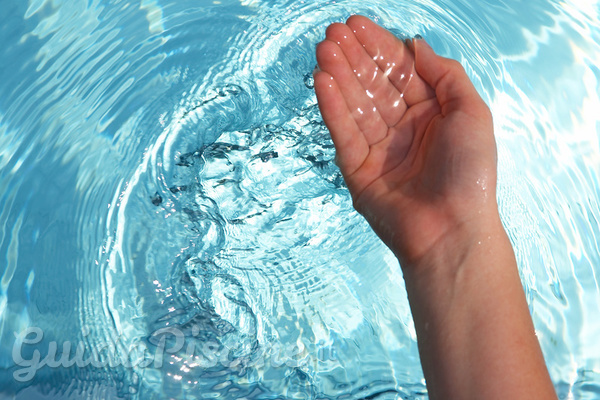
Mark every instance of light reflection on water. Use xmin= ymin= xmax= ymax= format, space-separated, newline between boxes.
xmin=0 ymin=0 xmax=599 ymax=398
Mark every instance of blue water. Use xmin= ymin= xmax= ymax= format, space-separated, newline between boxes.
xmin=1 ymin=0 xmax=599 ymax=398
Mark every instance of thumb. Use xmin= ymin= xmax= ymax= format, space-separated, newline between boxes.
xmin=413 ymin=38 xmax=485 ymax=114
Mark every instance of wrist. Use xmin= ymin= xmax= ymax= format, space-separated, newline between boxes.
xmin=394 ymin=210 xmax=557 ymax=400
xmin=399 ymin=210 xmax=510 ymax=289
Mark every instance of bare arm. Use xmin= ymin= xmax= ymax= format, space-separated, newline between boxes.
xmin=314 ymin=15 xmax=557 ymax=399
xmin=403 ymin=216 xmax=556 ymax=399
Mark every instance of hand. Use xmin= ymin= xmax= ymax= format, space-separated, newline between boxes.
xmin=314 ymin=16 xmax=498 ymax=266
xmin=315 ymin=18 xmax=559 ymax=399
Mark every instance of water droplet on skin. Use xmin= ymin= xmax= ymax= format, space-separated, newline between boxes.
xmin=393 ymin=100 xmax=401 ymax=107
xmin=357 ymin=107 xmax=364 ymax=115
xmin=365 ymin=89 xmax=374 ymax=98
xmin=476 ymin=177 xmax=488 ymax=191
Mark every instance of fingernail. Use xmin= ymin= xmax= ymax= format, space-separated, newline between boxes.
xmin=413 ymin=35 xmax=433 ymax=53
xmin=414 ymin=34 xmax=431 ymax=48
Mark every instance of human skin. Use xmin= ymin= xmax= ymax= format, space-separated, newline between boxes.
xmin=314 ymin=15 xmax=558 ymax=400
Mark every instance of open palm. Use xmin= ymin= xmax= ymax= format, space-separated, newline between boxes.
xmin=314 ymin=16 xmax=498 ymax=264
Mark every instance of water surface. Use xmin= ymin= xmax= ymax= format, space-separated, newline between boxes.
xmin=1 ymin=0 xmax=599 ymax=398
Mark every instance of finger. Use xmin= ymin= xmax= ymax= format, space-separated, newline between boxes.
xmin=325 ymin=22 xmax=408 ymax=127
xmin=413 ymin=39 xmax=488 ymax=116
xmin=314 ymin=70 xmax=369 ymax=177
xmin=316 ymin=39 xmax=388 ymax=144
xmin=346 ymin=15 xmax=435 ymax=107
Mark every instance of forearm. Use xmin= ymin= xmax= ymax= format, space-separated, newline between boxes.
xmin=399 ymin=216 xmax=557 ymax=400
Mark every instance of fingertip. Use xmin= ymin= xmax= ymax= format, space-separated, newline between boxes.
xmin=345 ymin=14 xmax=362 ymax=25
xmin=413 ymin=38 xmax=433 ymax=59
xmin=346 ymin=15 xmax=371 ymax=33
xmin=325 ymin=22 xmax=355 ymax=46
xmin=316 ymin=39 xmax=339 ymax=54
xmin=325 ymin=22 xmax=350 ymax=39
xmin=313 ymin=70 xmax=332 ymax=85
xmin=315 ymin=39 xmax=344 ymax=70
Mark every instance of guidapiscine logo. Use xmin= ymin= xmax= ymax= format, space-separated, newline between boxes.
xmin=12 ymin=326 xmax=317 ymax=382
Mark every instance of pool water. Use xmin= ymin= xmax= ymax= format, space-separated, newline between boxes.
xmin=1 ymin=0 xmax=599 ymax=398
